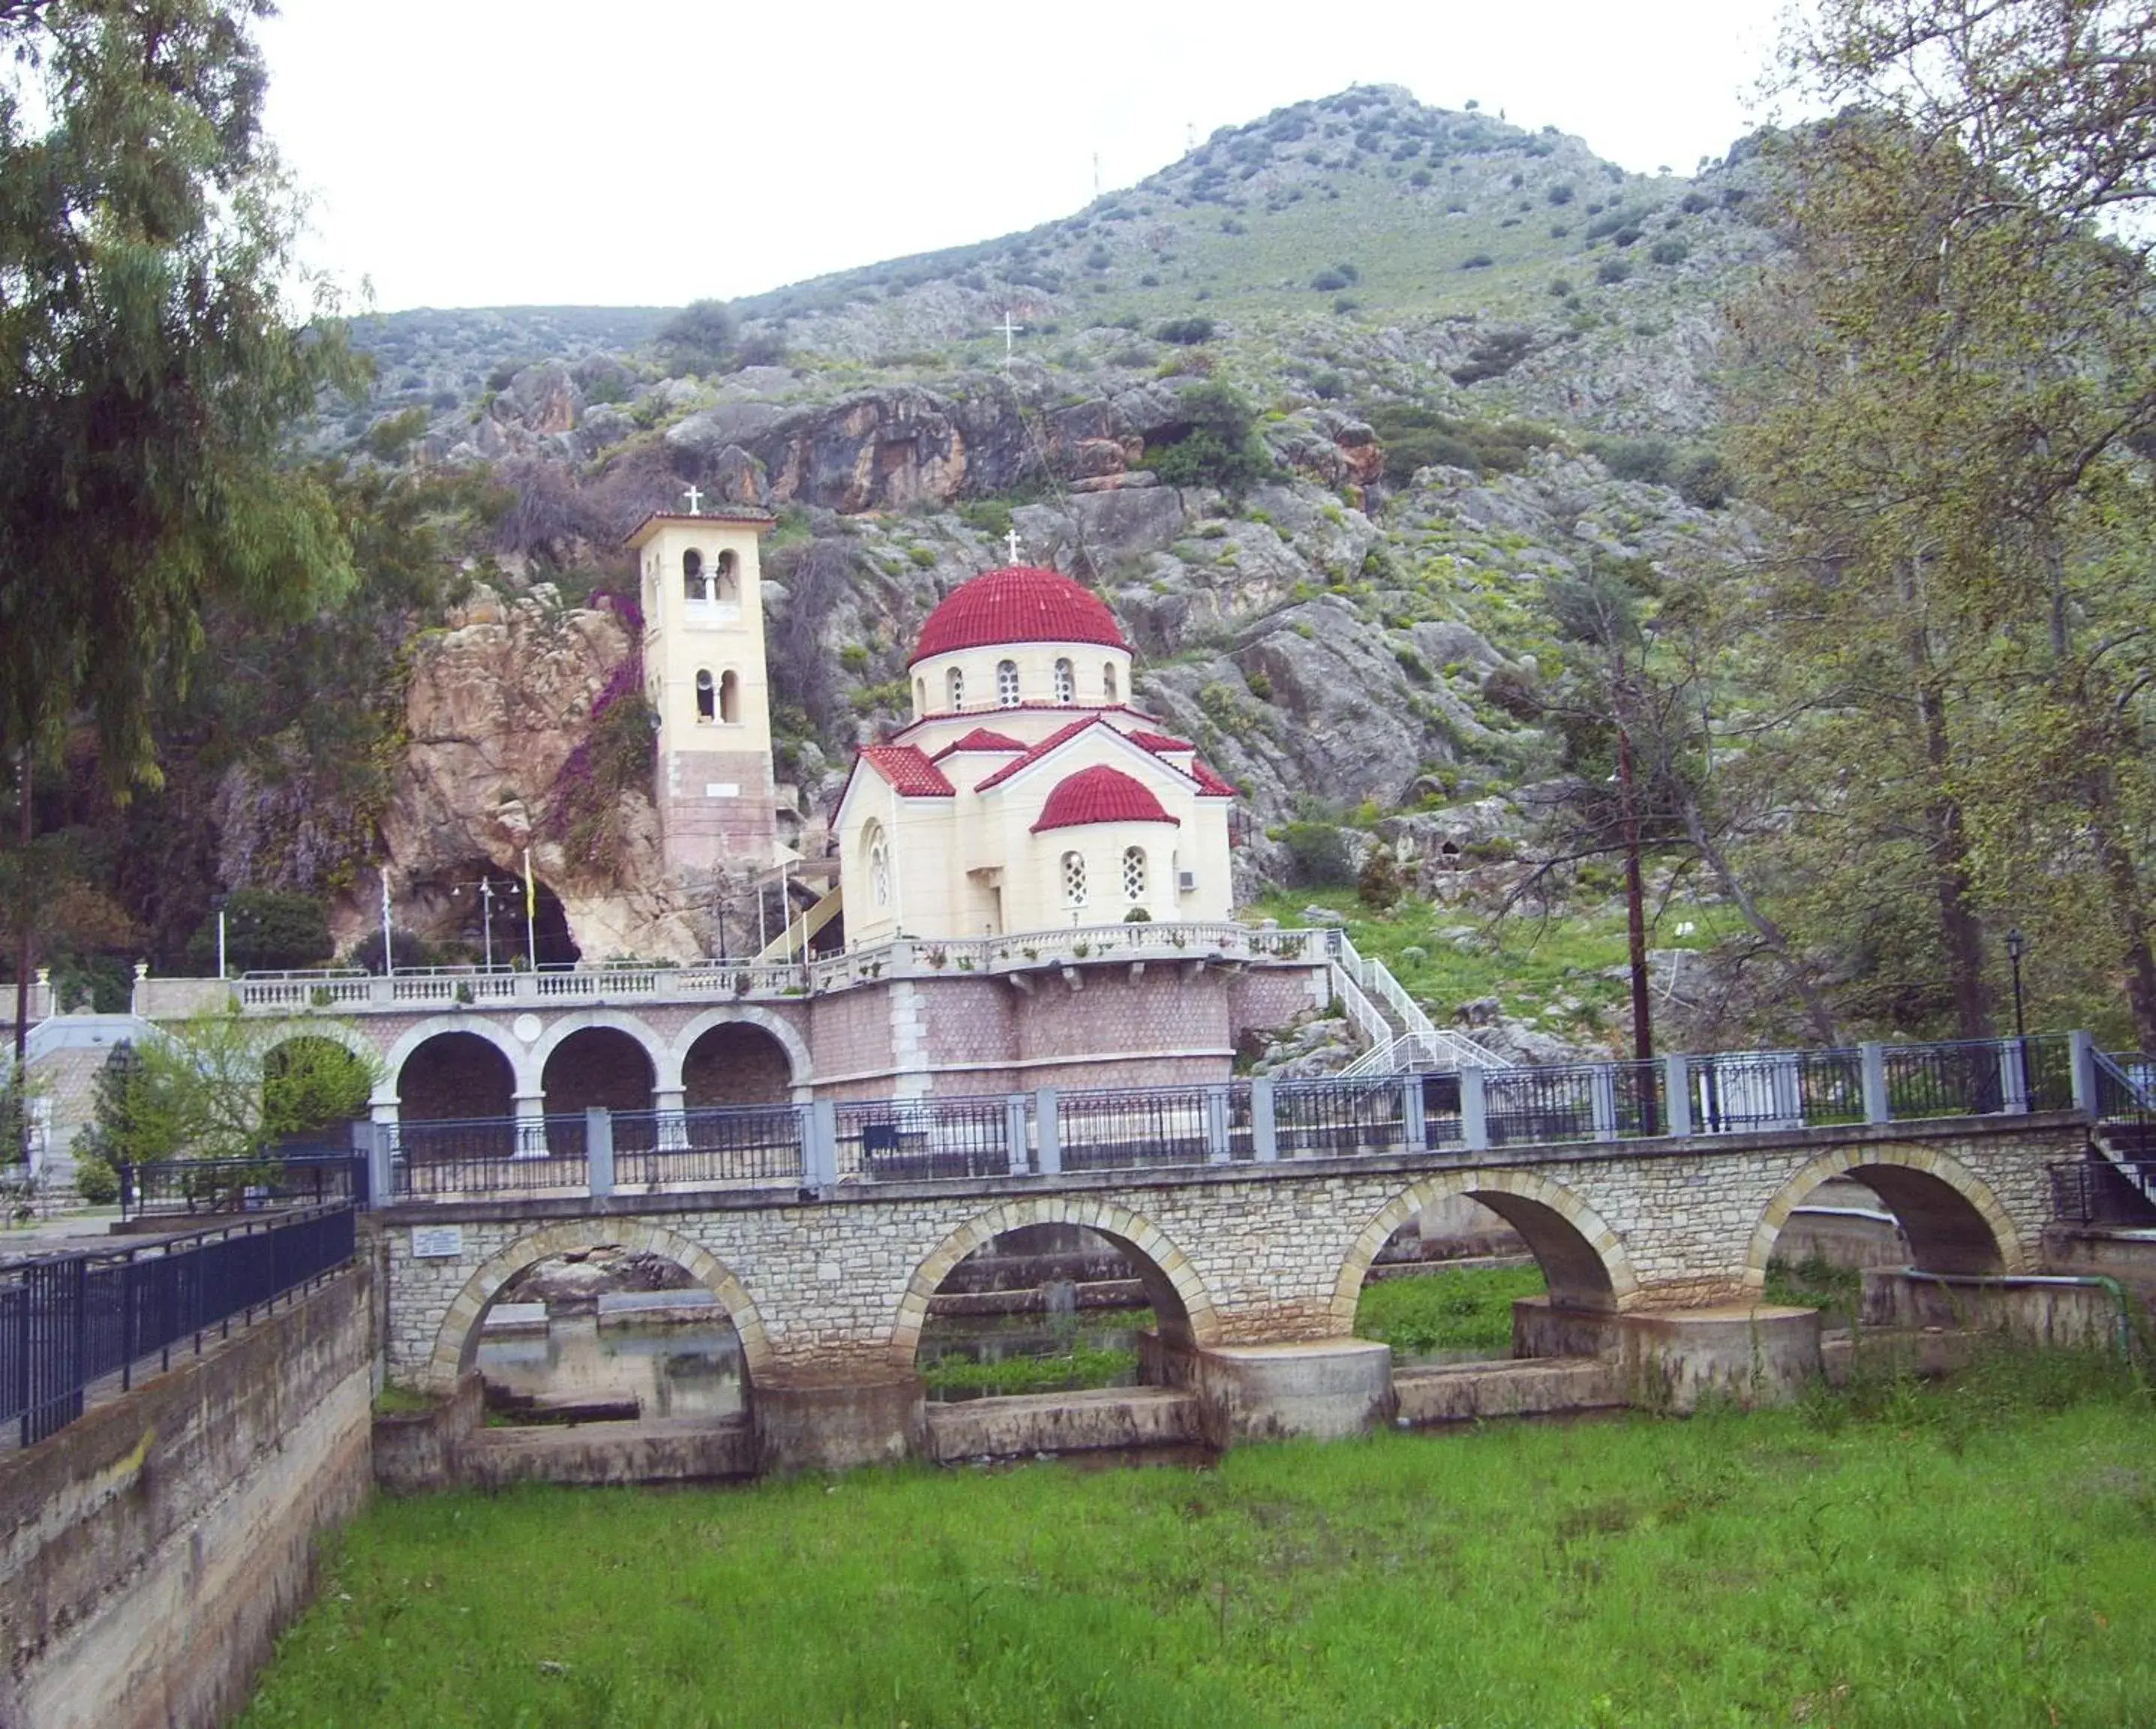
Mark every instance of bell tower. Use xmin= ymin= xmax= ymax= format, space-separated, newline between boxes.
xmin=626 ymin=495 xmax=780 ymax=876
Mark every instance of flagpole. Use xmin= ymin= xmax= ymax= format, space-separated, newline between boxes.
xmin=523 ymin=848 xmax=539 ymax=970
xmin=380 ymin=867 xmax=395 ymax=977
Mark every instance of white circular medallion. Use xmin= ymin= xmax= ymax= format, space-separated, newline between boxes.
xmin=513 ymin=1013 xmax=543 ymax=1043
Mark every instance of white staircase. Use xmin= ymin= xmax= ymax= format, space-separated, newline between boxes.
xmin=1327 ymin=931 xmax=1510 ymax=1076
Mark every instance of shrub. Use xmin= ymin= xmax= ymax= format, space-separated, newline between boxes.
xmin=1123 ymin=907 xmax=1153 ymax=922
xmin=655 ymin=299 xmax=736 ymax=375
xmin=1649 ymin=237 xmax=1690 ymax=266
xmin=1458 ymin=254 xmax=1493 ymax=270
xmin=75 ymin=1153 xmax=119 ymax=1206
xmin=1548 ymin=277 xmax=1574 ymax=296
xmin=1677 ymin=452 xmax=1734 ymax=509
xmin=1546 ymin=182 xmax=1574 ymax=205
xmin=1310 ymin=269 xmax=1350 ymax=292
xmin=1679 ymin=191 xmax=1712 ymax=214
xmin=1586 ymin=435 xmax=1676 ymax=484
xmin=1145 ymin=381 xmax=1273 ymax=492
xmin=1332 ymin=296 xmax=1360 ymax=315
xmin=1595 ymin=258 xmax=1633 ymax=285
xmin=1611 ymin=226 xmax=1643 ymax=248
xmin=1281 ymin=822 xmax=1356 ymax=889
xmin=1084 ymin=245 xmax=1111 ymax=269
xmin=1154 ymin=317 xmax=1214 ymax=345
xmin=1358 ymin=846 xmax=1406 ymax=910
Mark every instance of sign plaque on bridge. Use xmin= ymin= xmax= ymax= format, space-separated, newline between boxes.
xmin=410 ymin=1225 xmax=465 ymax=1259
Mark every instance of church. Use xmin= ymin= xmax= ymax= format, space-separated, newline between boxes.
xmin=629 ymin=502 xmax=1240 ymax=949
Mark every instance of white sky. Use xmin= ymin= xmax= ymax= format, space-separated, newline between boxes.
xmin=260 ymin=0 xmax=1795 ymax=312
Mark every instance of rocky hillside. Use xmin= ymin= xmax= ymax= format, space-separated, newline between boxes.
xmin=320 ymin=85 xmax=1779 ymax=992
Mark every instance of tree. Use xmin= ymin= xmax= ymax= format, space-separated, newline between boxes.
xmin=656 ymin=299 xmax=738 ymax=376
xmin=1 ymin=2 xmax=359 ymax=1060
xmin=184 ymin=889 xmax=334 ymax=975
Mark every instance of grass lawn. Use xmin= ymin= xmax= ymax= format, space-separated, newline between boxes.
xmin=1355 ymin=1263 xmax=1548 ymax=1355
xmin=244 ymin=1353 xmax=2156 ymax=1729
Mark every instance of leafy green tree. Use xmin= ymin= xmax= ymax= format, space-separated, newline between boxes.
xmin=0 ymin=2 xmax=359 ymax=1061
xmin=656 ymin=299 xmax=738 ymax=375
xmin=1147 ymin=382 xmax=1273 ymax=492
xmin=185 ymin=890 xmax=335 ymax=975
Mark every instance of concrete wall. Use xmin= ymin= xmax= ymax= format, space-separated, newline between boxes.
xmin=0 ymin=1264 xmax=375 ymax=1729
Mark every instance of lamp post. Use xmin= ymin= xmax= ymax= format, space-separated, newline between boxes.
xmin=2006 ymin=927 xmax=2028 ymax=1111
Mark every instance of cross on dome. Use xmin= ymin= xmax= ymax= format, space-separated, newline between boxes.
xmin=1004 ymin=528 xmax=1023 ymax=564
xmin=681 ymin=483 xmax=704 ymax=516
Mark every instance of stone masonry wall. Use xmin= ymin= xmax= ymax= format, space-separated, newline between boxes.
xmin=381 ymin=1116 xmax=2084 ymax=1389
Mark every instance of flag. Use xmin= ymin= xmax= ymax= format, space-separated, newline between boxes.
xmin=523 ymin=847 xmax=535 ymax=919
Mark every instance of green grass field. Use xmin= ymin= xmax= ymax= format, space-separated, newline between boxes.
xmin=242 ymin=1350 xmax=2155 ymax=1729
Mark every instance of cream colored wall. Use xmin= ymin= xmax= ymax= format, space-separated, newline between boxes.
xmin=638 ymin=521 xmax=774 ymax=761
xmin=840 ymin=795 xmax=967 ymax=947
xmin=909 ymin=640 xmax=1132 ymax=721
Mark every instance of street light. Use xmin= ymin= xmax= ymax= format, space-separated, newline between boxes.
xmin=2006 ymin=927 xmax=2029 ymax=1111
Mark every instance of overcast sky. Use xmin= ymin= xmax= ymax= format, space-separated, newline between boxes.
xmin=259 ymin=0 xmax=1795 ymax=312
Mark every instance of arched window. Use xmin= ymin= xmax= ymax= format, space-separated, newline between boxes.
xmin=695 ymin=669 xmax=716 ymax=721
xmin=1122 ymin=846 xmax=1147 ymax=902
xmin=1102 ymin=662 xmax=1119 ymax=703
xmin=946 ymin=666 xmax=965 ymax=711
xmin=714 ymin=549 xmax=739 ymax=603
xmin=683 ymin=549 xmax=708 ymax=603
xmin=914 ymin=678 xmax=926 ymax=714
xmin=1054 ymin=658 xmax=1075 ymax=702
xmin=997 ymin=659 xmax=1021 ymax=707
xmin=865 ymin=823 xmax=892 ymax=907
xmin=1062 ymin=850 xmax=1087 ymax=907
xmin=719 ymin=670 xmax=741 ymax=723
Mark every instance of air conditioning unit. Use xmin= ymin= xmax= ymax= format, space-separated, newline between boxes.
xmin=1177 ymin=871 xmax=1198 ymax=894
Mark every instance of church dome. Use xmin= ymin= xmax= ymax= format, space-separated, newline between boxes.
xmin=1031 ymin=765 xmax=1179 ymax=833
xmin=910 ymin=567 xmax=1130 ymax=664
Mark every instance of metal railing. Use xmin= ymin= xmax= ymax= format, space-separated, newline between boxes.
xmin=611 ymin=1105 xmax=804 ymax=1189
xmin=368 ymin=1030 xmax=2103 ymax=1203
xmin=2049 ymin=1156 xmax=2156 ymax=1225
xmin=119 ymin=1152 xmax=367 ymax=1220
xmin=0 ymin=1204 xmax=356 ymax=1448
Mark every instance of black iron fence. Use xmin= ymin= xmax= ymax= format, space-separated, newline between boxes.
xmin=0 ymin=1204 xmax=356 ymax=1448
xmin=612 ymin=1106 xmax=804 ymax=1188
xmin=2049 ymin=1156 xmax=2156 ymax=1225
xmin=369 ymin=1032 xmax=2102 ymax=1200
xmin=119 ymin=1153 xmax=367 ymax=1220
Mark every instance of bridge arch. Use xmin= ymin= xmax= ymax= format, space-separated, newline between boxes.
xmin=1331 ymin=1169 xmax=1638 ymax=1331
xmin=424 ymin=1218 xmax=772 ymax=1388
xmin=528 ymin=1011 xmax=667 ymax=1107
xmin=383 ymin=1015 xmax=537 ymax=1106
xmin=663 ymin=1007 xmax=811 ymax=1099
xmin=1746 ymin=1144 xmax=2022 ymax=1290
xmin=892 ymin=1195 xmax=1219 ymax=1367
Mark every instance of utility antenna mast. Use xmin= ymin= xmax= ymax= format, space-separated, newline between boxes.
xmin=1093 ymin=151 xmax=1102 ymax=197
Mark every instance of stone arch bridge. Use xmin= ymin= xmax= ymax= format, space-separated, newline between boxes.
xmin=379 ymin=1075 xmax=2092 ymax=1463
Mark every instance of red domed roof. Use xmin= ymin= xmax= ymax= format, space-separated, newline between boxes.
xmin=910 ymin=567 xmax=1129 ymax=664
xmin=1030 ymin=765 xmax=1180 ymax=834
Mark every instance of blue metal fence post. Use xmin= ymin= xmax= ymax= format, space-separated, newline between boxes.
xmin=2070 ymin=1030 xmax=2099 ymax=1117
xmin=1998 ymin=1039 xmax=2030 ymax=1114
xmin=1400 ymin=1077 xmax=1427 ymax=1153
xmin=1591 ymin=1065 xmax=1618 ymax=1142
xmin=1035 ymin=1088 xmax=1062 ymax=1176
xmin=1206 ymin=1087 xmax=1234 ymax=1163
xmin=1663 ymin=1054 xmax=1694 ymax=1138
xmin=1461 ymin=1067 xmax=1489 ymax=1153
xmin=1004 ymin=1095 xmax=1032 ymax=1177
xmin=1860 ymin=1042 xmax=1890 ymax=1124
xmin=1250 ymin=1078 xmax=1278 ymax=1162
xmin=803 ymin=1101 xmax=839 ymax=1189
xmin=586 ymin=1108 xmax=615 ymax=1198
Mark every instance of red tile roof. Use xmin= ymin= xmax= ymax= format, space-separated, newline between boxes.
xmin=1189 ymin=760 xmax=1237 ymax=797
xmin=911 ymin=567 xmax=1130 ymax=663
xmin=931 ymin=727 xmax=1027 ymax=761
xmin=1031 ymin=765 xmax=1180 ymax=833
xmin=857 ymin=745 xmax=955 ymax=797
xmin=1128 ymin=730 xmax=1195 ymax=754
xmin=972 ymin=715 xmax=1102 ymax=792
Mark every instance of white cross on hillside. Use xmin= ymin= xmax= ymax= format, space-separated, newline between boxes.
xmin=681 ymin=483 xmax=703 ymax=516
xmin=1005 ymin=528 xmax=1023 ymax=564
xmin=997 ymin=311 xmax=1024 ymax=362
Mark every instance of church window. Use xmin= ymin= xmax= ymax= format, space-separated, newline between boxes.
xmin=684 ymin=549 xmax=708 ymax=603
xmin=866 ymin=824 xmax=892 ymax=908
xmin=720 ymin=670 xmax=741 ymax=723
xmin=1102 ymin=662 xmax=1119 ymax=703
xmin=695 ymin=669 xmax=716 ymax=721
xmin=997 ymin=660 xmax=1021 ymax=707
xmin=1122 ymin=846 xmax=1147 ymax=902
xmin=714 ymin=549 xmax=740 ymax=602
xmin=915 ymin=678 xmax=926 ymax=714
xmin=1054 ymin=658 xmax=1075 ymax=702
xmin=947 ymin=667 xmax=965 ymax=711
xmin=1062 ymin=850 xmax=1087 ymax=908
